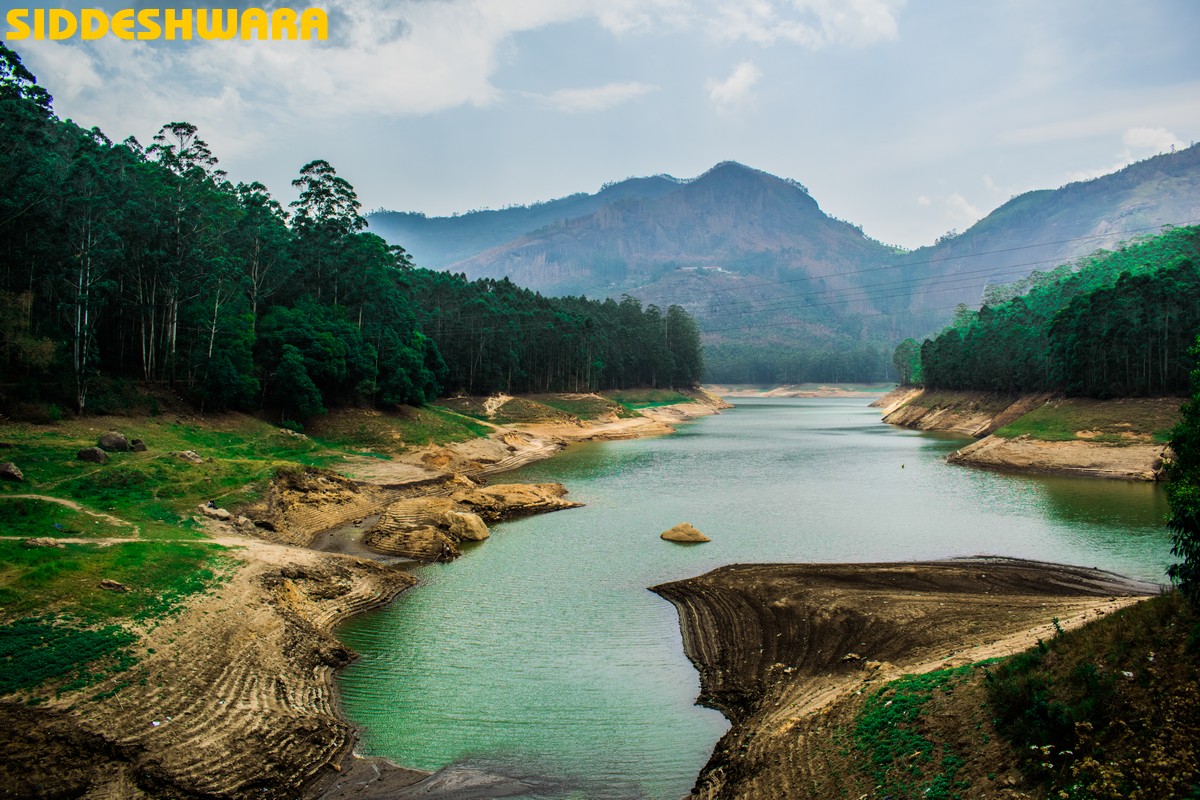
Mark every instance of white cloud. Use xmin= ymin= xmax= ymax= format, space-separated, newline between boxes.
xmin=947 ymin=192 xmax=982 ymax=221
xmin=707 ymin=0 xmax=904 ymax=48
xmin=540 ymin=81 xmax=658 ymax=113
xmin=916 ymin=195 xmax=931 ymax=206
xmin=1065 ymin=126 xmax=1188 ymax=183
xmin=1122 ymin=126 xmax=1185 ymax=153
xmin=707 ymin=61 xmax=762 ymax=112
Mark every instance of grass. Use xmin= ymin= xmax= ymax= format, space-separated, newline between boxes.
xmin=853 ymin=662 xmax=999 ymax=800
xmin=527 ymin=393 xmax=639 ymax=420
xmin=0 ymin=615 xmax=138 ymax=696
xmin=307 ymin=405 xmax=492 ymax=453
xmin=985 ymin=593 xmax=1200 ymax=800
xmin=0 ymin=539 xmax=234 ymax=621
xmin=995 ymin=397 xmax=1182 ymax=444
xmin=603 ymin=388 xmax=695 ymax=409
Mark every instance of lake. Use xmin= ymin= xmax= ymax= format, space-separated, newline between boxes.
xmin=335 ymin=397 xmax=1171 ymax=799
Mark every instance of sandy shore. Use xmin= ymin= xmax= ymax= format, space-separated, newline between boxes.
xmin=653 ymin=558 xmax=1156 ymax=800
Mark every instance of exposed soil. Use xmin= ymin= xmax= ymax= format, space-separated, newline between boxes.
xmin=948 ymin=435 xmax=1172 ymax=480
xmin=1 ymin=538 xmax=415 ymax=799
xmin=880 ymin=389 xmax=1052 ymax=437
xmin=880 ymin=388 xmax=1179 ymax=480
xmin=653 ymin=558 xmax=1155 ymax=800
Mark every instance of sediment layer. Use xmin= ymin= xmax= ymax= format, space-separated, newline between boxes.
xmin=653 ymin=558 xmax=1154 ymax=800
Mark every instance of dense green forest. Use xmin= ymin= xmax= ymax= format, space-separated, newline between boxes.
xmin=0 ymin=45 xmax=702 ymax=422
xmin=895 ymin=225 xmax=1200 ymax=396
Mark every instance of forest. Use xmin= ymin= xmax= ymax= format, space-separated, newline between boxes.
xmin=895 ymin=225 xmax=1200 ymax=397
xmin=0 ymin=44 xmax=703 ymax=422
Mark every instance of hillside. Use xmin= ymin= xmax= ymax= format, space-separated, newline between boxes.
xmin=904 ymin=143 xmax=1200 ymax=316
xmin=368 ymin=147 xmax=1200 ymax=383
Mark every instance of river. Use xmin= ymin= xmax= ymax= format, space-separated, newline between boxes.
xmin=334 ymin=397 xmax=1172 ymax=799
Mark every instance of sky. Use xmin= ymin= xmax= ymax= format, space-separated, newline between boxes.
xmin=4 ymin=0 xmax=1200 ymax=250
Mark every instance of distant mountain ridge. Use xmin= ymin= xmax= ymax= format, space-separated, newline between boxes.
xmin=366 ymin=146 xmax=1200 ymax=382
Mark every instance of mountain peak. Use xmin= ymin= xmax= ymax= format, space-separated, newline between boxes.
xmin=693 ymin=161 xmax=810 ymax=195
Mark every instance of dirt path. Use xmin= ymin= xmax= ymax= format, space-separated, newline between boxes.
xmin=3 ymin=492 xmax=142 ymax=535
xmin=653 ymin=558 xmax=1156 ymax=800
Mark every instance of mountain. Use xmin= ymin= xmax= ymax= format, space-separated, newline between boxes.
xmin=903 ymin=144 xmax=1200 ymax=316
xmin=367 ymin=174 xmax=683 ymax=269
xmin=367 ymin=147 xmax=1200 ymax=382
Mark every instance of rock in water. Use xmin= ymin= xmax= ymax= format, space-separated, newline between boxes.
xmin=444 ymin=511 xmax=490 ymax=541
xmin=0 ymin=462 xmax=23 ymax=482
xmin=77 ymin=447 xmax=108 ymax=464
xmin=98 ymin=431 xmax=130 ymax=452
xmin=661 ymin=522 xmax=711 ymax=543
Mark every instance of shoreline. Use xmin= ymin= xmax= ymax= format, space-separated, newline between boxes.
xmin=0 ymin=390 xmax=729 ymax=800
xmin=309 ymin=390 xmax=733 ymax=797
xmin=652 ymin=558 xmax=1157 ymax=799
xmin=876 ymin=386 xmax=1179 ymax=481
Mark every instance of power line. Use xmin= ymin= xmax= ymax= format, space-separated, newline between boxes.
xmin=632 ymin=220 xmax=1198 ymax=304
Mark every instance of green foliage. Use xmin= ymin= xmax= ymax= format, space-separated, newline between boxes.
xmin=0 ymin=616 xmax=136 ymax=695
xmin=993 ymin=398 xmax=1181 ymax=443
xmin=0 ymin=539 xmax=232 ymax=620
xmin=985 ymin=594 xmax=1200 ymax=799
xmin=1168 ymin=338 xmax=1200 ymax=599
xmin=912 ymin=227 xmax=1200 ymax=396
xmin=0 ymin=45 xmax=704 ymax=420
xmin=854 ymin=664 xmax=980 ymax=800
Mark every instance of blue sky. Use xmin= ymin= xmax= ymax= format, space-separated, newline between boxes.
xmin=5 ymin=0 xmax=1199 ymax=249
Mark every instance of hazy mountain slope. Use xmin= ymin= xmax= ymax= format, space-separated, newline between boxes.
xmin=366 ymin=174 xmax=682 ymax=269
xmin=904 ymin=144 xmax=1200 ymax=315
xmin=367 ymin=147 xmax=1200 ymax=381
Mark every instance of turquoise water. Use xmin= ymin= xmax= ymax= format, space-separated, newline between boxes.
xmin=335 ymin=398 xmax=1171 ymax=798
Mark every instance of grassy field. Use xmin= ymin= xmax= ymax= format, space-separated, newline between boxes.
xmin=0 ymin=412 xmax=367 ymax=697
xmin=995 ymin=397 xmax=1183 ymax=443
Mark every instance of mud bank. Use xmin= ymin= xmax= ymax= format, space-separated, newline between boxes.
xmin=878 ymin=387 xmax=1179 ymax=481
xmin=653 ymin=559 xmax=1155 ymax=800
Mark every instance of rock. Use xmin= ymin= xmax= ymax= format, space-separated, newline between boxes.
xmin=364 ymin=525 xmax=460 ymax=561
xmin=199 ymin=504 xmax=232 ymax=521
xmin=175 ymin=450 xmax=204 ymax=464
xmin=841 ymin=652 xmax=863 ymax=662
xmin=23 ymin=538 xmax=64 ymax=549
xmin=77 ymin=447 xmax=108 ymax=464
xmin=660 ymin=522 xmax=711 ymax=543
xmin=450 ymin=483 xmax=581 ymax=521
xmin=443 ymin=511 xmax=490 ymax=541
xmin=99 ymin=579 xmax=131 ymax=593
xmin=98 ymin=431 xmax=130 ymax=452
xmin=0 ymin=462 xmax=23 ymax=482
xmin=130 ymin=439 xmax=147 ymax=452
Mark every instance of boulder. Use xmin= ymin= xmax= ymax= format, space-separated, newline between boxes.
xmin=99 ymin=579 xmax=131 ymax=593
xmin=98 ymin=431 xmax=130 ymax=452
xmin=175 ymin=450 xmax=204 ymax=464
xmin=130 ymin=439 xmax=147 ymax=452
xmin=660 ymin=522 xmax=711 ymax=543
xmin=443 ymin=510 xmax=490 ymax=541
xmin=199 ymin=504 xmax=232 ymax=521
xmin=77 ymin=447 xmax=108 ymax=464
xmin=0 ymin=462 xmax=23 ymax=482
xmin=23 ymin=538 xmax=64 ymax=549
